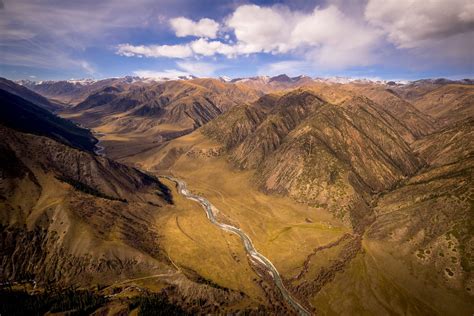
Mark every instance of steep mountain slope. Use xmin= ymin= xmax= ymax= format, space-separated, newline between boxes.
xmin=0 ymin=120 xmax=174 ymax=281
xmin=410 ymin=84 xmax=474 ymax=126
xmin=413 ymin=118 xmax=473 ymax=166
xmin=279 ymin=82 xmax=436 ymax=144
xmin=0 ymin=88 xmax=175 ymax=283
xmin=302 ymin=116 xmax=474 ymax=316
xmin=0 ymin=77 xmax=60 ymax=112
xmin=344 ymin=118 xmax=474 ymax=315
xmin=0 ymin=89 xmax=97 ymax=152
xmin=199 ymin=89 xmax=423 ymax=227
xmin=343 ymin=84 xmax=437 ymax=141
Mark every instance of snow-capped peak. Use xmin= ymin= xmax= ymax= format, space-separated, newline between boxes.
xmin=67 ymin=78 xmax=97 ymax=85
xmin=219 ymin=76 xmax=232 ymax=82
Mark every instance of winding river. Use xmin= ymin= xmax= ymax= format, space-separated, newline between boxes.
xmin=161 ymin=176 xmax=311 ymax=316
xmin=93 ymin=132 xmax=106 ymax=156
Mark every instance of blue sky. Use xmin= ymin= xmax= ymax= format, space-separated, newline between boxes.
xmin=1 ymin=0 xmax=473 ymax=80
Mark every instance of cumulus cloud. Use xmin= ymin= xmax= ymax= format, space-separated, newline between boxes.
xmin=226 ymin=4 xmax=380 ymax=68
xmin=189 ymin=38 xmax=238 ymax=57
xmin=365 ymin=0 xmax=474 ymax=48
xmin=119 ymin=4 xmax=379 ymax=68
xmin=117 ymin=39 xmax=238 ymax=59
xmin=116 ymin=1 xmax=474 ymax=72
xmin=293 ymin=5 xmax=380 ymax=68
xmin=170 ymin=17 xmax=219 ymax=38
xmin=226 ymin=5 xmax=298 ymax=54
xmin=224 ymin=3 xmax=381 ymax=67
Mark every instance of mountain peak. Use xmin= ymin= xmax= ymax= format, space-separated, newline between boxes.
xmin=269 ymin=74 xmax=292 ymax=83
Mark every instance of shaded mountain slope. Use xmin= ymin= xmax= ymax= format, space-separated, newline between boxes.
xmin=0 ymin=90 xmax=175 ymax=287
xmin=19 ymin=77 xmax=141 ymax=105
xmin=0 ymin=125 xmax=171 ymax=203
xmin=0 ymin=77 xmax=60 ymax=112
xmin=0 ymin=122 xmax=174 ymax=286
xmin=0 ymin=89 xmax=97 ymax=152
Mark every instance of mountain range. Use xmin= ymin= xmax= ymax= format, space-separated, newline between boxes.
xmin=1 ymin=74 xmax=473 ymax=315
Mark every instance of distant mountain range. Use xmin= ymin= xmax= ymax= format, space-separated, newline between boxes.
xmin=17 ymin=75 xmax=473 ymax=86
xmin=17 ymin=74 xmax=473 ymax=103
xmin=10 ymin=74 xmax=473 ymax=160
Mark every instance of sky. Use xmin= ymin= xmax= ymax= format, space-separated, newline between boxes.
xmin=0 ymin=0 xmax=473 ymax=81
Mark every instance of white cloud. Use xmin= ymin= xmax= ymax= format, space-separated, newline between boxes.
xmin=117 ymin=1 xmax=474 ymax=71
xmin=170 ymin=17 xmax=219 ymax=38
xmin=459 ymin=3 xmax=474 ymax=23
xmin=189 ymin=38 xmax=237 ymax=57
xmin=176 ymin=61 xmax=223 ymax=77
xmin=292 ymin=5 xmax=380 ymax=68
xmin=224 ymin=4 xmax=380 ymax=68
xmin=119 ymin=4 xmax=380 ymax=69
xmin=226 ymin=5 xmax=298 ymax=54
xmin=117 ymin=43 xmax=193 ymax=58
xmin=117 ymin=39 xmax=238 ymax=59
xmin=365 ymin=0 xmax=474 ymax=48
